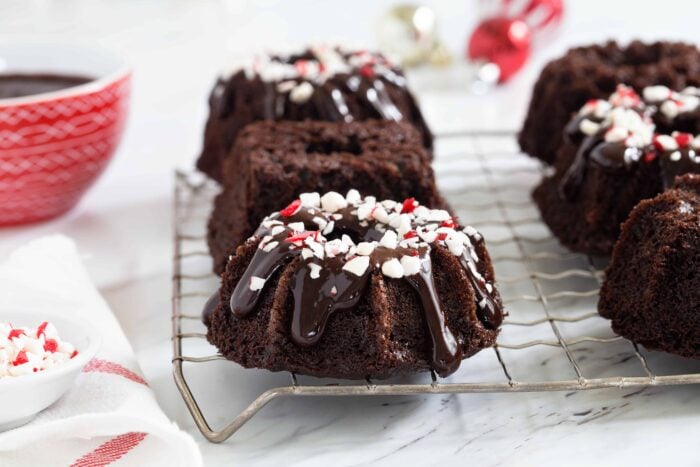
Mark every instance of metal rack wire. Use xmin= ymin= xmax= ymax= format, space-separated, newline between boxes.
xmin=172 ymin=130 xmax=700 ymax=443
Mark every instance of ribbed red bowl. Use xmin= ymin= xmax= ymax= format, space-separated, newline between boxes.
xmin=0 ymin=44 xmax=130 ymax=225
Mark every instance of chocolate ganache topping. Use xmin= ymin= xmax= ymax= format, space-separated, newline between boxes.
xmin=223 ymin=190 xmax=502 ymax=377
xmin=215 ymin=45 xmax=411 ymax=125
xmin=561 ymin=84 xmax=700 ymax=199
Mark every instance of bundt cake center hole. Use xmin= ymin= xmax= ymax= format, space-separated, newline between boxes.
xmin=306 ymin=135 xmax=363 ymax=156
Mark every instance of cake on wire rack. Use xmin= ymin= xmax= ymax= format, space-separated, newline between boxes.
xmin=172 ymin=131 xmax=700 ymax=443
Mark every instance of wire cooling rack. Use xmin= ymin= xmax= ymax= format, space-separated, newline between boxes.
xmin=172 ymin=130 xmax=700 ymax=443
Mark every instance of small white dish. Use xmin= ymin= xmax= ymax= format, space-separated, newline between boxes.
xmin=0 ymin=310 xmax=101 ymax=431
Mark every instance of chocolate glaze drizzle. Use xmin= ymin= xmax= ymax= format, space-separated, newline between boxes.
xmin=222 ymin=193 xmax=502 ymax=377
xmin=559 ymin=86 xmax=700 ymax=200
xmin=213 ymin=46 xmax=431 ymax=147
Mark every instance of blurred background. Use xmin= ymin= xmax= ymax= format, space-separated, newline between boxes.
xmin=1 ymin=0 xmax=697 ymax=216
xmin=0 ymin=0 xmax=697 ymax=277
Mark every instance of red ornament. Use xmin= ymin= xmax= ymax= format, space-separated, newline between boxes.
xmin=467 ymin=0 xmax=563 ymax=83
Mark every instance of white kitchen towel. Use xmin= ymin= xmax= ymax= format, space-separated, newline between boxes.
xmin=0 ymin=235 xmax=202 ymax=466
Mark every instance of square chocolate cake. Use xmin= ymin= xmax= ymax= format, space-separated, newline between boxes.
xmin=207 ymin=120 xmax=445 ymax=273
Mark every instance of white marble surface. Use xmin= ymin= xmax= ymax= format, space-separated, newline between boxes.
xmin=2 ymin=1 xmax=700 ymax=465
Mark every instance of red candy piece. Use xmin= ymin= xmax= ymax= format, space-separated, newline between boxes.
xmin=295 ymin=60 xmax=308 ymax=76
xmin=70 ymin=350 xmax=78 ymax=359
xmin=675 ymin=132 xmax=693 ymax=147
xmin=359 ymin=65 xmax=374 ymax=78
xmin=643 ymin=151 xmax=658 ymax=163
xmin=36 ymin=321 xmax=49 ymax=338
xmin=437 ymin=232 xmax=448 ymax=241
xmin=401 ymin=198 xmax=417 ymax=214
xmin=44 ymin=338 xmax=58 ymax=353
xmin=8 ymin=328 xmax=25 ymax=340
xmin=280 ymin=199 xmax=302 ymax=217
xmin=441 ymin=219 xmax=457 ymax=229
xmin=403 ymin=230 xmax=418 ymax=239
xmin=652 ymin=135 xmax=666 ymax=152
xmin=285 ymin=230 xmax=319 ymax=243
xmin=12 ymin=350 xmax=28 ymax=366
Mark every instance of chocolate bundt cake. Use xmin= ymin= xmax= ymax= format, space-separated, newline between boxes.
xmin=204 ymin=191 xmax=503 ymax=379
xmin=534 ymin=84 xmax=700 ymax=255
xmin=197 ymin=45 xmax=433 ymax=181
xmin=599 ymin=174 xmax=700 ymax=359
xmin=520 ymin=40 xmax=700 ymax=164
xmin=207 ymin=120 xmax=445 ymax=274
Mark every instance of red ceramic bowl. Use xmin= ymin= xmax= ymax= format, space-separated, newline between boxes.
xmin=0 ymin=44 xmax=130 ymax=225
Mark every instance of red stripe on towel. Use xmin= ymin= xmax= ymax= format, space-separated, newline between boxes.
xmin=71 ymin=432 xmax=148 ymax=467
xmin=82 ymin=358 xmax=148 ymax=386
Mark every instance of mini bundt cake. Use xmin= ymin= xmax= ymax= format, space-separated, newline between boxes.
xmin=534 ymin=84 xmax=700 ymax=255
xmin=207 ymin=120 xmax=445 ymax=274
xmin=519 ymin=40 xmax=700 ymax=164
xmin=197 ymin=45 xmax=433 ymax=181
xmin=204 ymin=191 xmax=503 ymax=379
xmin=599 ymin=174 xmax=700 ymax=359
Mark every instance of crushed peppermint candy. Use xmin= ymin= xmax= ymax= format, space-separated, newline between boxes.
xmin=241 ymin=45 xmax=398 ymax=86
xmin=573 ymin=84 xmax=700 ymax=175
xmin=229 ymin=190 xmax=503 ymax=375
xmin=0 ymin=322 xmax=78 ymax=378
xmin=243 ymin=191 xmax=496 ymax=291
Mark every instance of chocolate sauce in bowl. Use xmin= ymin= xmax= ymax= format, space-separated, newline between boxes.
xmin=0 ymin=73 xmax=92 ymax=99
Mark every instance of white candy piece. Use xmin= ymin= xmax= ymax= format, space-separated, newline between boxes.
xmin=643 ymin=85 xmax=671 ymax=102
xmin=379 ymin=230 xmax=398 ymax=249
xmin=400 ymin=255 xmax=421 ymax=276
xmin=288 ymin=222 xmax=305 ymax=232
xmin=654 ymin=134 xmax=679 ymax=151
xmin=263 ymin=241 xmax=279 ymax=252
xmin=343 ymin=256 xmax=370 ymax=276
xmin=320 ymin=191 xmax=347 ymax=213
xmin=299 ymin=192 xmax=321 ymax=208
xmin=604 ymin=126 xmax=628 ymax=143
xmin=308 ymin=263 xmax=322 ymax=279
xmin=322 ymin=220 xmax=335 ymax=235
xmin=381 ymin=258 xmax=404 ymax=278
xmin=276 ymin=80 xmax=297 ymax=93
xmin=445 ymin=234 xmax=465 ymax=257
xmin=290 ymin=81 xmax=314 ymax=103
xmin=579 ymin=119 xmax=600 ymax=136
xmin=355 ymin=242 xmax=375 ymax=256
xmin=345 ymin=189 xmax=361 ymax=204
xmin=660 ymin=100 xmax=679 ymax=119
xmin=250 ymin=276 xmax=266 ymax=291
xmin=692 ymin=135 xmax=700 ymax=150
xmin=373 ymin=206 xmax=391 ymax=224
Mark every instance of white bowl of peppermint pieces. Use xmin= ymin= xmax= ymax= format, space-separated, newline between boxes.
xmin=0 ymin=310 xmax=100 ymax=431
